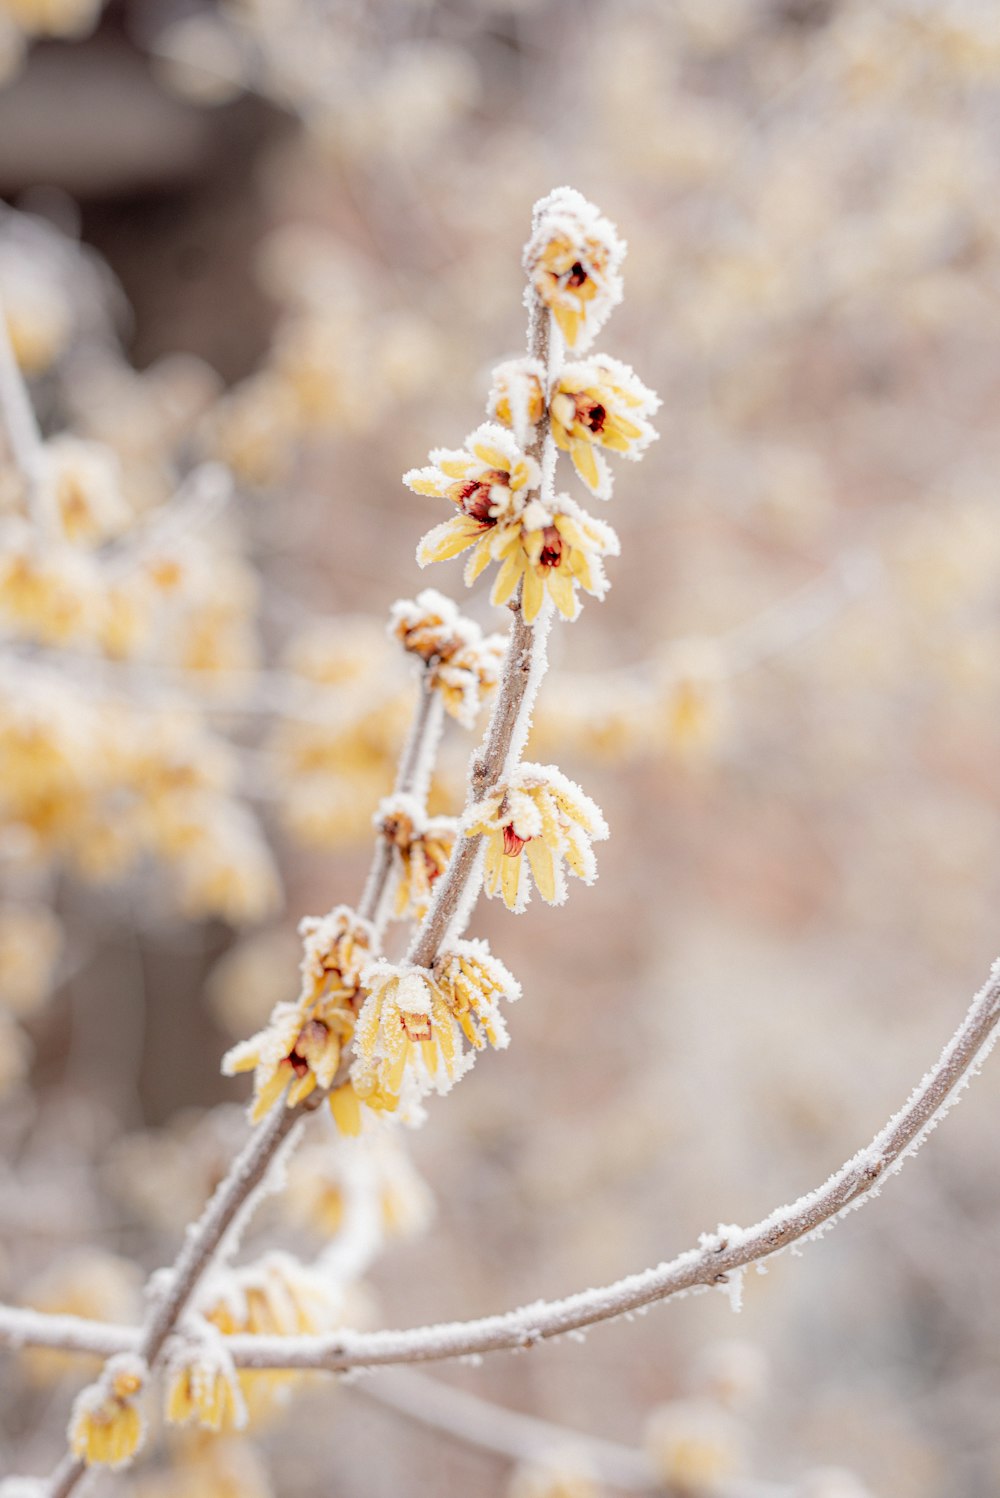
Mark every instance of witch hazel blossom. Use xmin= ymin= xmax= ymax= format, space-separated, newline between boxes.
xmin=466 ymin=763 xmax=609 ymax=913
xmin=523 ymin=186 xmax=626 ymax=352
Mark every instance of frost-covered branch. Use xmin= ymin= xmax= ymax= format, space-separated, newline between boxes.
xmin=212 ymin=960 xmax=1000 ymax=1371
xmin=6 ymin=960 xmax=998 ymax=1488
xmin=358 ymin=672 xmax=445 ymax=932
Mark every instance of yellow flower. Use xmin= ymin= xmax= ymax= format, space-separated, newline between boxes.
xmin=377 ymin=797 xmax=457 ymax=920
xmin=487 ymin=357 xmax=546 ymax=445
xmin=164 ymin=1340 xmax=246 ymax=1433
xmin=69 ymin=1355 xmax=146 ymax=1469
xmin=433 ymin=938 xmax=519 ymax=1051
xmin=466 ymin=763 xmax=609 ymax=912
xmin=408 ymin=426 xmax=620 ymax=624
xmin=524 ymin=187 xmax=625 ymax=350
xmin=405 ymin=420 xmax=540 ymax=560
xmin=549 ymin=355 xmax=659 ymax=499
xmin=490 ymin=497 xmax=619 ymax=622
xmin=353 ymin=960 xmax=469 ymax=1110
xmin=222 ymin=906 xmax=372 ymax=1121
xmin=391 ymin=588 xmax=505 ymax=727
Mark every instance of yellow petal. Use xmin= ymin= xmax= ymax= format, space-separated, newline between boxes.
xmin=522 ymin=563 xmax=546 ymax=623
xmin=571 ymin=441 xmax=602 ymax=494
xmin=547 ymin=567 xmax=578 ymax=618
xmin=464 ymin=532 xmax=495 ymax=583
xmin=525 ymin=836 xmax=557 ymax=903
xmin=490 ymin=550 xmax=524 ymax=607
xmin=471 ymin=442 xmax=511 ymax=469
xmin=501 ymin=848 xmax=523 ymax=910
xmin=438 ymin=458 xmax=472 ymax=479
xmin=329 ymin=1083 xmax=362 ymax=1136
xmin=417 ymin=517 xmax=482 ymax=564
xmin=552 ymin=303 xmax=582 ymax=346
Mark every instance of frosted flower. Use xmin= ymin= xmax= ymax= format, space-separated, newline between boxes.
xmin=407 ymin=421 xmax=540 ymax=549
xmin=486 ymin=495 xmax=619 ymax=623
xmin=644 ymin=1399 xmax=745 ymax=1494
xmin=487 ymin=357 xmax=546 ymax=446
xmin=390 ymin=588 xmax=505 ymax=727
xmin=69 ymin=1355 xmax=146 ymax=1469
xmin=433 ymin=937 xmax=519 ymax=1051
xmin=353 ymin=960 xmax=466 ymax=1110
xmin=40 ymin=436 xmax=130 ymax=547
xmin=466 ymin=763 xmax=609 ymax=912
xmin=376 ymin=796 xmax=457 ymax=920
xmin=549 ymin=355 xmax=659 ymax=499
xmin=524 ymin=187 xmax=625 ymax=350
xmin=164 ymin=1335 xmax=246 ymax=1433
xmin=298 ymin=905 xmax=374 ymax=1005
xmin=222 ymin=907 xmax=372 ymax=1121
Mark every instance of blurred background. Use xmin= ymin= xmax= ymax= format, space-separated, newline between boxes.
xmin=2 ymin=1 xmax=1000 ymax=1494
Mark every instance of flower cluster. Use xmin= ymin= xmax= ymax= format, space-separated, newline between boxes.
xmin=409 ymin=429 xmax=620 ymax=623
xmin=350 ymin=941 xmax=518 ymax=1115
xmin=523 ymin=186 xmax=626 ymax=352
xmin=222 ymin=907 xmax=373 ymax=1123
xmin=390 ymin=588 xmax=505 ymax=727
xmin=467 ymin=764 xmax=609 ymax=913
xmin=406 ymin=191 xmax=656 ymax=626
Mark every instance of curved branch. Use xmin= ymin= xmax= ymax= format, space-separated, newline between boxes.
xmin=6 ymin=961 xmax=998 ymax=1387
xmin=215 ymin=961 xmax=1000 ymax=1371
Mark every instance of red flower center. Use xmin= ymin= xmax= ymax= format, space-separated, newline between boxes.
xmin=578 ymin=399 xmax=606 ymax=433
xmin=503 ymin=824 xmax=528 ymax=856
xmin=566 ymin=261 xmax=589 ymax=289
xmin=538 ymin=525 xmax=562 ymax=569
xmin=456 ymin=469 xmax=508 ymax=523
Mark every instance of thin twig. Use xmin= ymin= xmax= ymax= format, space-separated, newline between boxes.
xmin=358 ymin=671 xmax=444 ymax=933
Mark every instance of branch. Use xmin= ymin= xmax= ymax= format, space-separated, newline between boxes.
xmin=358 ymin=671 xmax=444 ymax=933
xmin=209 ymin=960 xmax=1000 ymax=1371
